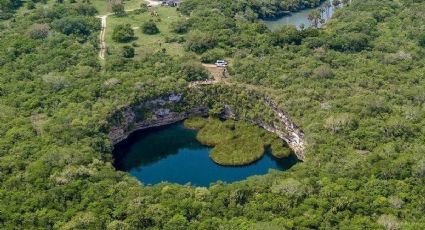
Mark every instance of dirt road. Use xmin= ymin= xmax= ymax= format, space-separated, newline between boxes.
xmin=97 ymin=1 xmax=161 ymax=60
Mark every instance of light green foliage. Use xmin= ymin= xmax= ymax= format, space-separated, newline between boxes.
xmin=105 ymin=7 xmax=184 ymax=57
xmin=183 ymin=116 xmax=207 ymax=129
xmin=1 ymin=0 xmax=425 ymax=229
xmin=186 ymin=117 xmax=292 ymax=165
xmin=200 ymin=48 xmax=226 ymax=63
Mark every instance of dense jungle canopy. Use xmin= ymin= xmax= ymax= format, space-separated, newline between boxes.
xmin=0 ymin=0 xmax=424 ymax=229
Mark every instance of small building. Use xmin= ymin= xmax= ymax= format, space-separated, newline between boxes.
xmin=162 ymin=0 xmax=180 ymax=7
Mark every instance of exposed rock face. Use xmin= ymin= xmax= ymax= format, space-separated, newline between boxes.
xmin=263 ymin=99 xmax=305 ymax=161
xmin=108 ymin=93 xmax=207 ymax=144
xmin=108 ymin=93 xmax=306 ymax=161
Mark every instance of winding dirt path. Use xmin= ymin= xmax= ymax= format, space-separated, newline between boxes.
xmin=97 ymin=15 xmax=109 ymax=60
xmin=97 ymin=1 xmax=161 ymax=60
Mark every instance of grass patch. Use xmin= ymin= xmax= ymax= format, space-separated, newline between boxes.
xmin=105 ymin=6 xmax=185 ymax=58
xmin=268 ymin=138 xmax=291 ymax=158
xmin=183 ymin=116 xmax=207 ymax=130
xmin=91 ymin=0 xmax=142 ymax=15
xmin=185 ymin=117 xmax=292 ymax=166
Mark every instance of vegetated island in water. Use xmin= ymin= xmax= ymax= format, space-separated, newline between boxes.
xmin=184 ymin=117 xmax=292 ymax=166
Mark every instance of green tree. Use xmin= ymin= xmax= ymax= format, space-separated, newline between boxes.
xmin=112 ymin=3 xmax=125 ymax=17
xmin=180 ymin=61 xmax=208 ymax=81
xmin=185 ymin=30 xmax=216 ymax=53
xmin=418 ymin=32 xmax=425 ymax=47
xmin=142 ymin=20 xmax=159 ymax=35
xmin=121 ymin=45 xmax=135 ymax=58
xmin=170 ymin=18 xmax=191 ymax=34
xmin=200 ymin=48 xmax=225 ymax=63
xmin=27 ymin=23 xmax=50 ymax=39
xmin=112 ymin=24 xmax=134 ymax=42
xmin=51 ymin=16 xmax=100 ymax=38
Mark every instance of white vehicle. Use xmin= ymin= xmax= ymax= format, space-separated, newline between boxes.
xmin=215 ymin=60 xmax=228 ymax=67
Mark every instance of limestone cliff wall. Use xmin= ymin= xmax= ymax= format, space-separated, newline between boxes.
xmin=108 ymin=94 xmax=306 ymax=161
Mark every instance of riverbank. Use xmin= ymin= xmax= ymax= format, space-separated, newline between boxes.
xmin=263 ymin=0 xmax=347 ymax=29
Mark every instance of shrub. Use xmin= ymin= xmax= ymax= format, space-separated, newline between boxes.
xmin=377 ymin=215 xmax=400 ymax=230
xmin=142 ymin=20 xmax=159 ymax=35
xmin=329 ymin=32 xmax=370 ymax=52
xmin=185 ymin=30 xmax=217 ymax=53
xmin=27 ymin=1 xmax=35 ymax=9
xmin=271 ymin=26 xmax=303 ymax=46
xmin=418 ymin=32 xmax=425 ymax=47
xmin=112 ymin=24 xmax=134 ymax=43
xmin=170 ymin=19 xmax=191 ymax=34
xmin=42 ymin=73 xmax=68 ymax=91
xmin=121 ymin=45 xmax=135 ymax=58
xmin=139 ymin=3 xmax=149 ymax=13
xmin=111 ymin=3 xmax=125 ymax=17
xmin=312 ymin=65 xmax=334 ymax=79
xmin=179 ymin=62 xmax=208 ymax=81
xmin=325 ymin=113 xmax=356 ymax=133
xmin=52 ymin=16 xmax=100 ymax=37
xmin=200 ymin=48 xmax=225 ymax=63
xmin=27 ymin=23 xmax=50 ymax=39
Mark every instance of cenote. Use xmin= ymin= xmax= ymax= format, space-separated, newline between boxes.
xmin=113 ymin=122 xmax=298 ymax=187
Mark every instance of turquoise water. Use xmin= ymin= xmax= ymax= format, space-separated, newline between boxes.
xmin=113 ymin=122 xmax=298 ymax=187
xmin=264 ymin=0 xmax=341 ymax=30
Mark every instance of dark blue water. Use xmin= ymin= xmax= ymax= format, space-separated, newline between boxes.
xmin=113 ymin=122 xmax=298 ymax=187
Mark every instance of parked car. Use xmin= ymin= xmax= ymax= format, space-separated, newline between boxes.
xmin=215 ymin=60 xmax=228 ymax=67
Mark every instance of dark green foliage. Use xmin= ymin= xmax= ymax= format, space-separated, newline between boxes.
xmin=271 ymin=26 xmax=303 ymax=46
xmin=26 ymin=1 xmax=35 ymax=9
xmin=0 ymin=0 xmax=21 ymax=12
xmin=1 ymin=0 xmax=425 ymax=229
xmin=179 ymin=61 xmax=208 ymax=81
xmin=328 ymin=32 xmax=370 ymax=52
xmin=112 ymin=24 xmax=134 ymax=43
xmin=170 ymin=18 xmax=191 ymax=34
xmin=141 ymin=20 xmax=159 ymax=35
xmin=112 ymin=3 xmax=125 ymax=17
xmin=52 ymin=16 xmax=100 ymax=38
xmin=185 ymin=30 xmax=216 ymax=53
xmin=200 ymin=48 xmax=225 ymax=63
xmin=179 ymin=0 xmax=322 ymax=19
xmin=121 ymin=45 xmax=135 ymax=58
xmin=419 ymin=32 xmax=425 ymax=47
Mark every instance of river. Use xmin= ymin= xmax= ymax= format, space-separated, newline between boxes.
xmin=264 ymin=0 xmax=347 ymax=30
